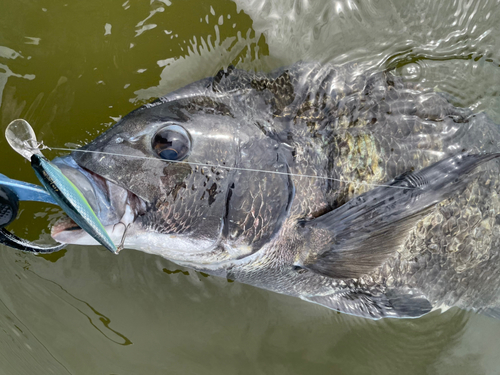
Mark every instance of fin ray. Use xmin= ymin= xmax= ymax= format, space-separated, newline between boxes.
xmin=298 ymin=153 xmax=500 ymax=279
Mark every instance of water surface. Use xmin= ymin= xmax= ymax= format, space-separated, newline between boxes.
xmin=1 ymin=0 xmax=500 ymax=374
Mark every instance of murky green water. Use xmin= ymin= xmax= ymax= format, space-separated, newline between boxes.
xmin=1 ymin=0 xmax=500 ymax=374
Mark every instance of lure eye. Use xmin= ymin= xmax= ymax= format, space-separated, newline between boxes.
xmin=152 ymin=125 xmax=191 ymax=161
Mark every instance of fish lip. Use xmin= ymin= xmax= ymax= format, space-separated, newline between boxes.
xmin=50 ymin=199 xmax=137 ymax=247
xmin=50 ymin=155 xmax=146 ymax=246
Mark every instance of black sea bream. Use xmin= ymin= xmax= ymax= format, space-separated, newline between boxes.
xmin=51 ymin=62 xmax=500 ymax=319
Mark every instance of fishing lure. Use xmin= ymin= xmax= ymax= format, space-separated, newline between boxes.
xmin=4 ymin=119 xmax=117 ymax=254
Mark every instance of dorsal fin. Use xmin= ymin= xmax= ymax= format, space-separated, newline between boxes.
xmin=296 ymin=153 xmax=500 ymax=279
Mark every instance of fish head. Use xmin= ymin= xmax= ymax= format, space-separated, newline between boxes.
xmin=52 ymin=76 xmax=294 ymax=270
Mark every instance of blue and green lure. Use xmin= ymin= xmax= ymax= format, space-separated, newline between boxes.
xmin=5 ymin=119 xmax=117 ymax=254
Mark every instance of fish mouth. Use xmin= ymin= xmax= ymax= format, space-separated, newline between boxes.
xmin=50 ymin=155 xmax=146 ymax=247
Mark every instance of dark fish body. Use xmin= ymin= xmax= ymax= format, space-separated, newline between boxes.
xmin=54 ymin=62 xmax=500 ymax=319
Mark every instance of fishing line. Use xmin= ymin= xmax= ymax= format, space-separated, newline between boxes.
xmin=44 ymin=145 xmax=412 ymax=190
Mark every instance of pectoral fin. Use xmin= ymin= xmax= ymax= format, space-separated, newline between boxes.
xmin=303 ymin=287 xmax=433 ymax=319
xmin=297 ymin=152 xmax=500 ymax=279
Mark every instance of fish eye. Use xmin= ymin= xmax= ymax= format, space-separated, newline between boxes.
xmin=152 ymin=124 xmax=191 ymax=161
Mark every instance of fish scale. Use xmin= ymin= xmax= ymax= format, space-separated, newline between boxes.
xmin=215 ymin=62 xmax=500 ymax=317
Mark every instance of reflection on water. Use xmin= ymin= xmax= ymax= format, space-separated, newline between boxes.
xmin=1 ymin=0 xmax=500 ymax=373
xmin=132 ymin=2 xmax=268 ymax=102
